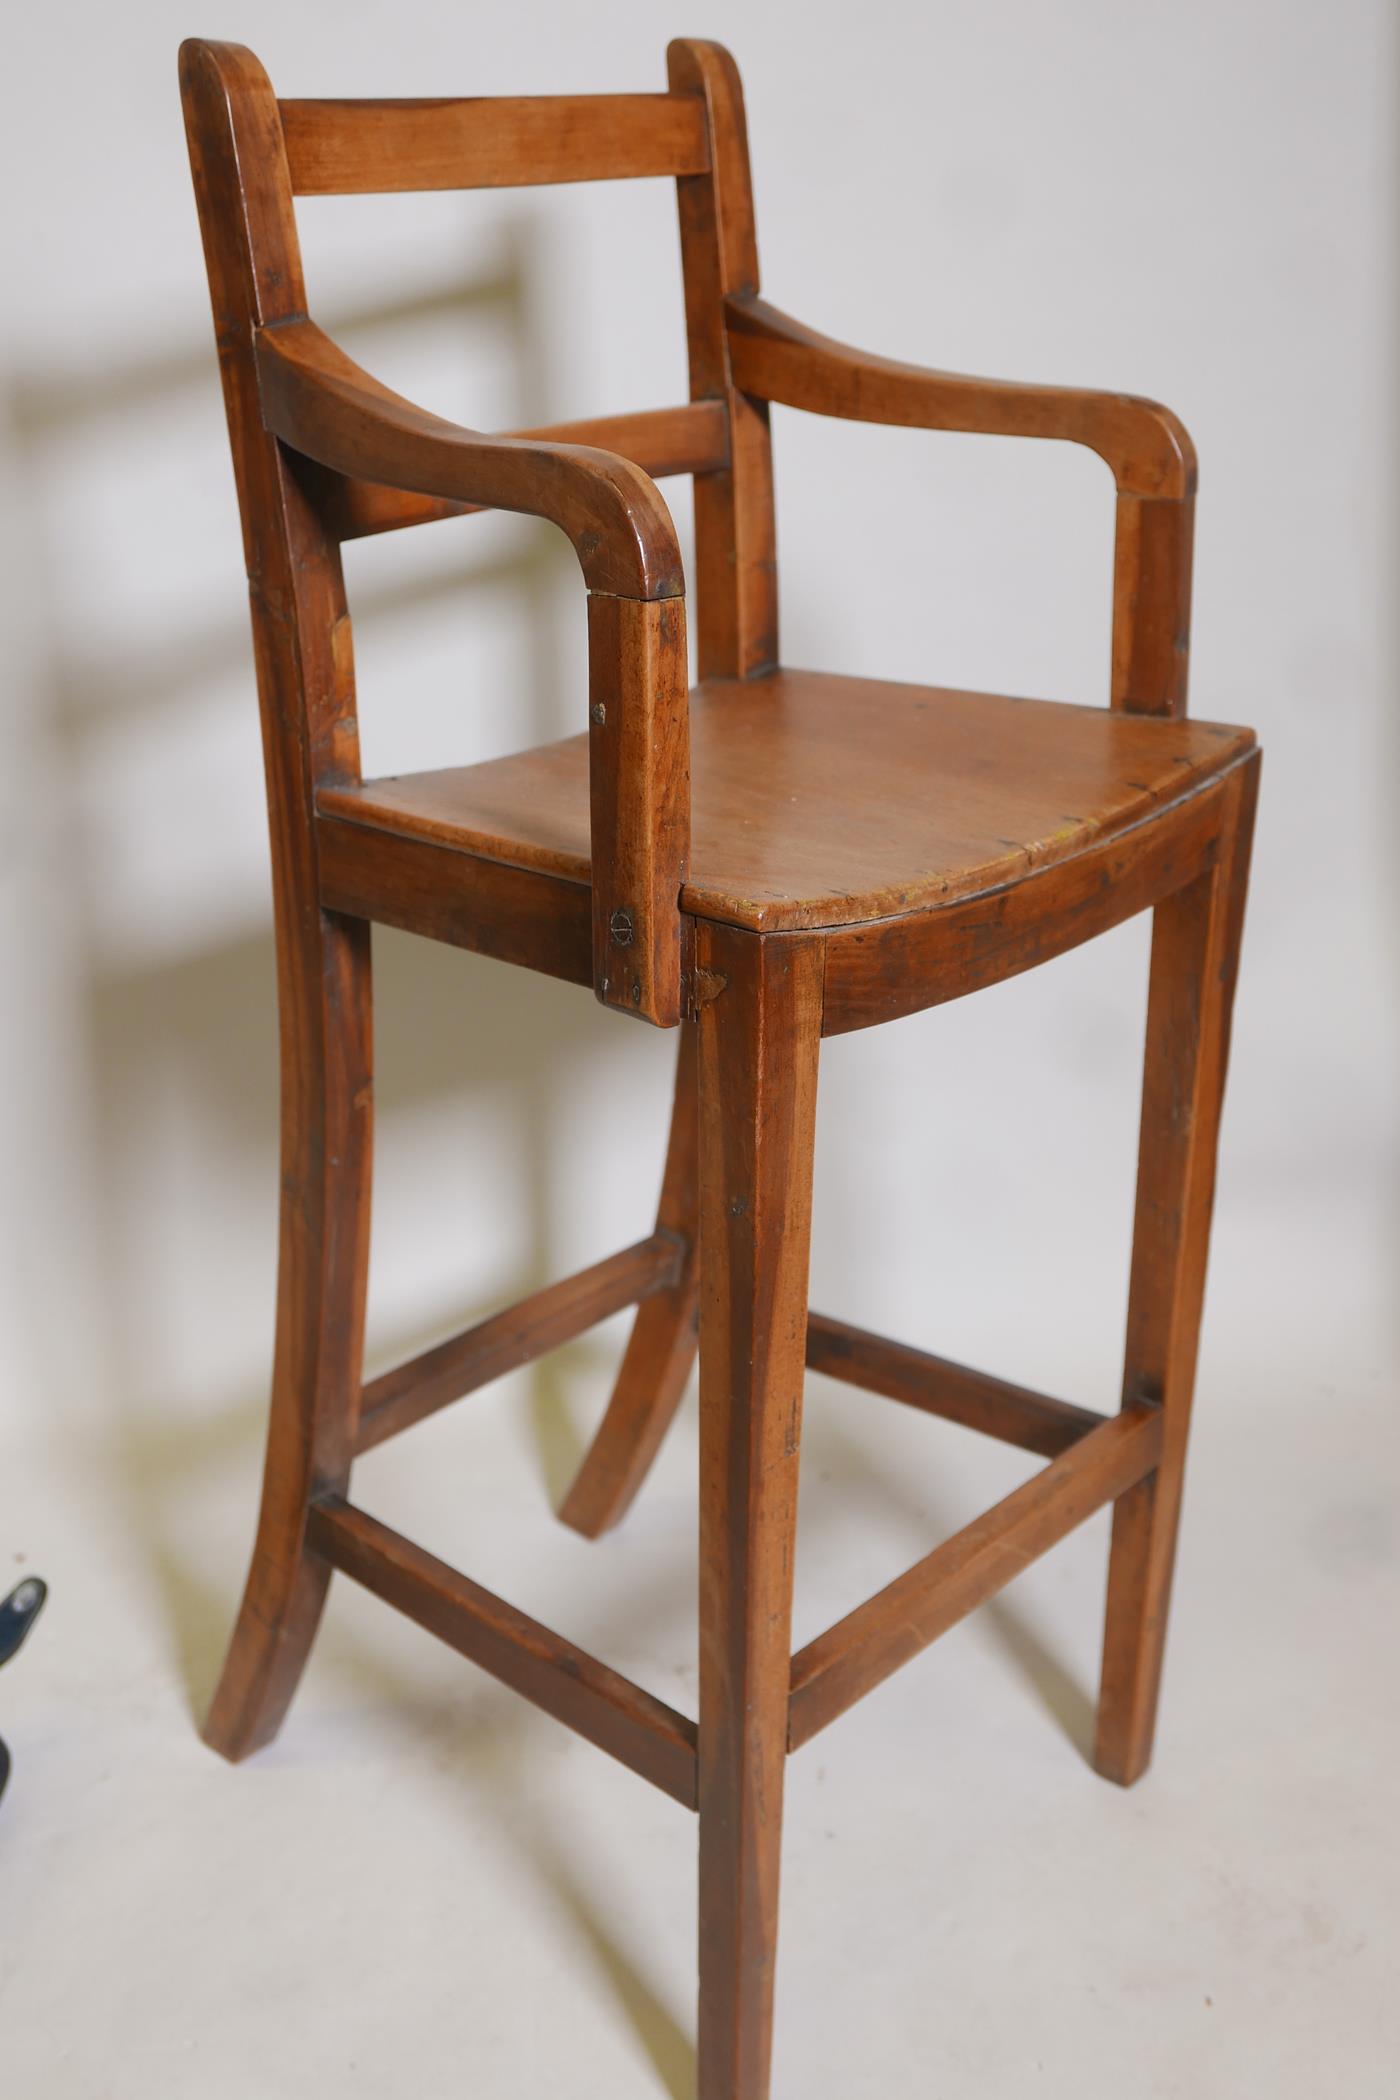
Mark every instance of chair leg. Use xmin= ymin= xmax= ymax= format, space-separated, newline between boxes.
xmin=559 ymin=1024 xmax=700 ymax=1538
xmin=695 ymin=926 xmax=823 ymax=2100
xmin=203 ymin=910 xmax=373 ymax=1762
xmin=1096 ymin=756 xmax=1259 ymax=1786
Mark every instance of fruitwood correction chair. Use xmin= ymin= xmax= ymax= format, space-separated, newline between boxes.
xmin=182 ymin=36 xmax=1259 ymax=2099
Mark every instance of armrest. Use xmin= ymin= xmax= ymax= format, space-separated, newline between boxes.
xmin=258 ymin=317 xmax=690 ymax=1027
xmin=724 ymin=294 xmax=1193 ymax=498
xmin=725 ymin=294 xmax=1196 ymax=713
xmin=255 ymin=318 xmax=686 ymax=601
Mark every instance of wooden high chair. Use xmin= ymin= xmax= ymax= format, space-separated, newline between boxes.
xmin=180 ymin=37 xmax=1259 ymax=2097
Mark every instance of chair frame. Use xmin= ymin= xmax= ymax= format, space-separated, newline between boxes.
xmin=181 ymin=37 xmax=1259 ymax=2099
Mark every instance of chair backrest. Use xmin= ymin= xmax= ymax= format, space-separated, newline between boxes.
xmin=180 ymin=38 xmax=777 ymax=681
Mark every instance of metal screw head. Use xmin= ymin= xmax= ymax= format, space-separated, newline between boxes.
xmin=590 ymin=702 xmax=607 ymax=725
xmin=609 ymin=908 xmax=635 ymax=947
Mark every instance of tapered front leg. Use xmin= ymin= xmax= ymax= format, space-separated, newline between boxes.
xmin=203 ymin=907 xmax=373 ymax=1761
xmin=696 ymin=925 xmax=823 ymax=2100
xmin=560 ymin=1024 xmax=699 ymax=1537
xmin=1096 ymin=754 xmax=1259 ymax=1785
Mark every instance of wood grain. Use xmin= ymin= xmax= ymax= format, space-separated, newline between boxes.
xmin=314 ymin=813 xmax=594 ymax=988
xmin=356 ymin=1233 xmax=684 ymax=1454
xmin=315 ymin=669 xmax=1252 ymax=936
xmin=256 ymin=318 xmax=686 ymax=603
xmin=724 ymin=292 xmax=1195 ymax=497
xmin=1096 ymin=749 xmax=1260 ymax=1783
xmin=789 ymin=1401 xmax=1164 ymax=1751
xmin=819 ymin=765 xmax=1238 ymax=1036
xmin=181 ymin=40 xmax=372 ymax=1763
xmin=560 ymin=1025 xmax=701 ymax=1535
xmin=723 ymin=292 xmax=1196 ymax=714
xmin=670 ymin=40 xmax=778 ymax=677
xmin=257 ymin=314 xmax=692 ymax=1022
xmin=585 ymin=592 xmax=690 ymax=1024
xmin=308 ymin=1497 xmax=699 ymax=1807
xmin=806 ymin=1312 xmax=1105 ymax=1459
xmin=324 ymin=399 xmax=730 ymax=542
xmin=281 ymin=93 xmax=710 ymax=194
xmin=695 ymin=923 xmax=822 ymax=2100
xmin=1110 ymin=490 xmax=1196 ymax=715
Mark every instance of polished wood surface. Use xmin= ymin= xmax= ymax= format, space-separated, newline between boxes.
xmin=818 ymin=759 xmax=1240 ymax=1036
xmin=281 ymin=92 xmax=711 ymax=194
xmin=356 ymin=1234 xmax=683 ymax=1455
xmin=318 ymin=669 xmax=1252 ymax=935
xmin=308 ymin=1498 xmax=699 ymax=1806
xmin=325 ymin=398 xmax=730 ymax=541
xmin=258 ymin=318 xmax=686 ymax=601
xmin=559 ymin=1026 xmax=701 ymax=1537
xmin=805 ymin=1312 xmax=1105 ymax=1459
xmin=1096 ymin=751 xmax=1260 ymax=1785
xmin=725 ymin=292 xmax=1194 ymax=496
xmin=316 ymin=813 xmax=593 ymax=987
xmin=182 ymin=34 xmax=1260 ymax=2100
xmin=181 ymin=38 xmax=373 ymax=1766
xmin=256 ymin=309 xmax=692 ymax=1028
xmin=725 ymin=291 xmax=1196 ymax=715
xmin=788 ymin=1401 xmax=1164 ymax=1751
xmin=695 ymin=924 xmax=822 ymax=2100
xmin=671 ymin=41 xmax=778 ymax=680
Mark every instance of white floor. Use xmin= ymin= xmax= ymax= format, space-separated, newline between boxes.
xmin=2 ymin=1180 xmax=1396 ymax=2099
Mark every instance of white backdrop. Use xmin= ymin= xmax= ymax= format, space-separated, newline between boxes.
xmin=0 ymin=4 xmax=1396 ymax=2089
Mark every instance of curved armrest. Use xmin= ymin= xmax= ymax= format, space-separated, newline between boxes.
xmin=725 ymin=295 xmax=1195 ymax=714
xmin=255 ymin=318 xmax=686 ymax=601
xmin=259 ymin=317 xmax=690 ymax=1026
xmin=724 ymin=294 xmax=1193 ymax=498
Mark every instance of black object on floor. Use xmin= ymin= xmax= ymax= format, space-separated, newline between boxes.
xmin=0 ymin=1576 xmax=48 ymax=1806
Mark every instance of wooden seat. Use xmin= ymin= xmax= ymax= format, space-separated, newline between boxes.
xmin=182 ymin=36 xmax=1260 ymax=2100
xmin=319 ymin=669 xmax=1253 ymax=932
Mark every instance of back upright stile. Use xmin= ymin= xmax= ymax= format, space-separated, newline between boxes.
xmin=670 ymin=41 xmax=778 ymax=677
xmin=183 ymin=39 xmax=1258 ymax=2100
xmin=182 ymin=41 xmax=372 ymax=1758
